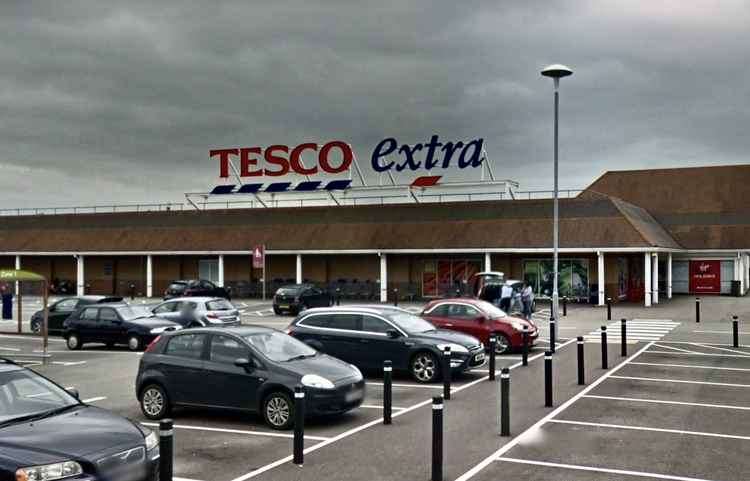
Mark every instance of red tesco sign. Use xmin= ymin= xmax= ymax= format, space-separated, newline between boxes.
xmin=689 ymin=260 xmax=721 ymax=294
xmin=212 ymin=141 xmax=353 ymax=178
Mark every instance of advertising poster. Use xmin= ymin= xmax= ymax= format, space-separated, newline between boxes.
xmin=689 ymin=260 xmax=721 ymax=294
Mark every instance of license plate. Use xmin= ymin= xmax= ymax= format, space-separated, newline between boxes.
xmin=345 ymin=387 xmax=363 ymax=402
xmin=278 ymin=305 xmax=289 ymax=309
xmin=474 ymin=352 xmax=486 ymax=363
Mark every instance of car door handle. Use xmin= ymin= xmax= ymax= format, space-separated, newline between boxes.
xmin=445 ymin=323 xmax=454 ymax=327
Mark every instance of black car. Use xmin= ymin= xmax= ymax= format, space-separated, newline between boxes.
xmin=135 ymin=326 xmax=364 ymax=430
xmin=164 ymin=279 xmax=230 ymax=300
xmin=273 ymin=284 xmax=332 ymax=315
xmin=287 ymin=306 xmax=486 ymax=383
xmin=0 ymin=358 xmax=159 ymax=480
xmin=63 ymin=304 xmax=182 ymax=351
xmin=30 ymin=296 xmax=123 ymax=335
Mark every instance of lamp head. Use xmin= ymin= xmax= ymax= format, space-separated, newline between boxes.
xmin=541 ymin=64 xmax=573 ymax=79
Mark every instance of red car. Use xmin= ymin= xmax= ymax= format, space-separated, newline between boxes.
xmin=421 ymin=298 xmax=539 ymax=354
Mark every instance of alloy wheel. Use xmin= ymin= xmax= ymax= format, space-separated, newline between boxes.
xmin=494 ymin=335 xmax=510 ymax=355
xmin=265 ymin=395 xmax=291 ymax=428
xmin=30 ymin=321 xmax=41 ymax=334
xmin=128 ymin=335 xmax=141 ymax=351
xmin=412 ymin=353 xmax=438 ymax=382
xmin=142 ymin=388 xmax=164 ymax=417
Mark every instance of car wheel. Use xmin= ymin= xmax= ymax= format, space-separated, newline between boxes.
xmin=140 ymin=384 xmax=170 ymax=420
xmin=66 ymin=333 xmax=82 ymax=351
xmin=263 ymin=391 xmax=294 ymax=430
xmin=493 ymin=333 xmax=512 ymax=355
xmin=30 ymin=320 xmax=41 ymax=334
xmin=127 ymin=334 xmax=142 ymax=351
xmin=273 ymin=307 xmax=281 ymax=315
xmin=410 ymin=351 xmax=440 ymax=383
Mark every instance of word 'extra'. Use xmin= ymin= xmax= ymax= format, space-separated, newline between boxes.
xmin=372 ymin=135 xmax=484 ymax=172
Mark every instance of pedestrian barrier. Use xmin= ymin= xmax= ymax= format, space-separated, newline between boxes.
xmin=522 ymin=325 xmax=529 ymax=366
xmin=577 ymin=336 xmax=585 ymax=385
xmin=733 ymin=315 xmax=739 ymax=348
xmin=393 ymin=288 xmax=398 ymax=307
xmin=442 ymin=346 xmax=451 ymax=400
xmin=383 ymin=360 xmax=392 ymax=425
xmin=601 ymin=326 xmax=608 ymax=369
xmin=695 ymin=297 xmax=700 ymax=323
xmin=336 ymin=288 xmax=341 ymax=306
xmin=549 ymin=316 xmax=556 ymax=354
xmin=606 ymin=297 xmax=612 ymax=321
xmin=294 ymin=386 xmax=305 ymax=466
xmin=431 ymin=396 xmax=444 ymax=481
xmin=500 ymin=368 xmax=510 ymax=436
xmin=621 ymin=318 xmax=628 ymax=357
xmin=488 ymin=335 xmax=496 ymax=381
xmin=159 ymin=419 xmax=174 ymax=481
xmin=544 ymin=351 xmax=553 ymax=407
xmin=562 ymin=296 xmax=567 ymax=317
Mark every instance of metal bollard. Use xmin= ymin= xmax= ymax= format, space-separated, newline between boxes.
xmin=621 ymin=318 xmax=627 ymax=357
xmin=563 ymin=296 xmax=567 ymax=317
xmin=606 ymin=297 xmax=612 ymax=321
xmin=544 ymin=351 xmax=553 ymax=407
xmin=383 ymin=360 xmax=392 ymax=425
xmin=293 ymin=386 xmax=305 ymax=466
xmin=159 ymin=419 xmax=174 ymax=481
xmin=500 ymin=368 xmax=510 ymax=436
xmin=695 ymin=298 xmax=700 ymax=323
xmin=488 ymin=335 xmax=496 ymax=381
xmin=455 ymin=288 xmax=461 ymax=298
xmin=522 ymin=325 xmax=529 ymax=366
xmin=336 ymin=288 xmax=341 ymax=306
xmin=393 ymin=288 xmax=398 ymax=307
xmin=442 ymin=346 xmax=451 ymax=400
xmin=601 ymin=326 xmax=608 ymax=369
xmin=431 ymin=396 xmax=443 ymax=481
xmin=733 ymin=316 xmax=739 ymax=348
xmin=577 ymin=336 xmax=585 ymax=385
xmin=549 ymin=317 xmax=556 ymax=354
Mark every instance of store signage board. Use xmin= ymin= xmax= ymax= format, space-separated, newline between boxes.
xmin=689 ymin=260 xmax=721 ymax=294
xmin=252 ymin=245 xmax=265 ymax=269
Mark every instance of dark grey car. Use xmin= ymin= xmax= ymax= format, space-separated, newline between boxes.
xmin=151 ymin=297 xmax=241 ymax=328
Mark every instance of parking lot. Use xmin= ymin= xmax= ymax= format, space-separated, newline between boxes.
xmin=1 ymin=295 xmax=747 ymax=481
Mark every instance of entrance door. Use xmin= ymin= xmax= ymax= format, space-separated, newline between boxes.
xmin=199 ymin=259 xmax=219 ymax=283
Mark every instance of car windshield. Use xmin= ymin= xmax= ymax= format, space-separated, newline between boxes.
xmin=169 ymin=283 xmax=187 ymax=290
xmin=390 ymin=313 xmax=436 ymax=334
xmin=277 ymin=287 xmax=301 ymax=295
xmin=206 ymin=299 xmax=234 ymax=311
xmin=474 ymin=300 xmax=507 ymax=318
xmin=243 ymin=331 xmax=317 ymax=362
xmin=0 ymin=368 xmax=79 ymax=425
xmin=116 ymin=306 xmax=152 ymax=320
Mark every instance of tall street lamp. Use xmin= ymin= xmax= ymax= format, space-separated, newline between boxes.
xmin=541 ymin=64 xmax=573 ymax=333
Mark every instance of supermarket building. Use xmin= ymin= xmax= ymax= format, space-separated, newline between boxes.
xmin=1 ymin=164 xmax=749 ymax=306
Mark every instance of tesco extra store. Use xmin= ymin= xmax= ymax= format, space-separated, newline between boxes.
xmin=1 ymin=161 xmax=749 ymax=307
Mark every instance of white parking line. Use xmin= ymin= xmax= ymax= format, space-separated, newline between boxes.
xmin=359 ymin=404 xmax=406 ymax=410
xmin=140 ymin=422 xmax=331 ymax=441
xmin=651 ymin=343 xmax=696 ymax=353
xmin=0 ymin=334 xmax=65 ymax=343
xmin=689 ymin=343 xmax=750 ymax=356
xmin=645 ymin=350 xmax=750 ymax=359
xmin=583 ymin=394 xmax=750 ymax=411
xmin=365 ymin=382 xmax=443 ymax=389
xmin=454 ymin=341 xmax=655 ymax=481
xmin=174 ymin=477 xmax=205 ymax=481
xmin=0 ymin=346 xmax=21 ymax=351
xmin=610 ymin=375 xmax=750 ymax=388
xmin=629 ymin=361 xmax=750 ymax=372
xmin=693 ymin=330 xmax=750 ymax=335
xmin=495 ymin=457 xmax=716 ymax=481
xmin=82 ymin=396 xmax=107 ymax=403
xmin=549 ymin=418 xmax=750 ymax=441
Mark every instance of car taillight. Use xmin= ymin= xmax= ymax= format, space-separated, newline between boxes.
xmin=285 ymin=328 xmax=294 ymax=335
xmin=145 ymin=336 xmax=161 ymax=352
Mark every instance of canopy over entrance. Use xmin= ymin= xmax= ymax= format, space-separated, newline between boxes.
xmin=0 ymin=269 xmax=50 ymax=364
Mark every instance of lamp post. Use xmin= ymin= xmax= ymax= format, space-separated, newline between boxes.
xmin=541 ymin=64 xmax=573 ymax=326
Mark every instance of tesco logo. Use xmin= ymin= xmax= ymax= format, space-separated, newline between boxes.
xmin=212 ymin=141 xmax=353 ymax=178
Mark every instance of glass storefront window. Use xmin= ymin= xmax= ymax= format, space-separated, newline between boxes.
xmin=523 ymin=259 xmax=590 ymax=301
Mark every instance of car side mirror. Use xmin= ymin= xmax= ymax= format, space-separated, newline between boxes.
xmin=386 ymin=329 xmax=400 ymax=339
xmin=234 ymin=358 xmax=254 ymax=371
xmin=478 ymin=316 xmax=487 ymax=323
xmin=66 ymin=388 xmax=80 ymax=400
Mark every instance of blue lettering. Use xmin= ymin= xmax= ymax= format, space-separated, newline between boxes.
xmin=440 ymin=141 xmax=464 ymax=168
xmin=396 ymin=143 xmax=423 ymax=171
xmin=458 ymin=138 xmax=484 ymax=168
xmin=371 ymin=138 xmax=398 ymax=172
xmin=423 ymin=135 xmax=442 ymax=169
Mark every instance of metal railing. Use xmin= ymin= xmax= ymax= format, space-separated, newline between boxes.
xmin=0 ymin=203 xmax=184 ymax=217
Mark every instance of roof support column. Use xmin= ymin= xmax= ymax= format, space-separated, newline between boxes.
xmin=76 ymin=255 xmax=85 ymax=296
xmin=146 ymin=255 xmax=153 ymax=298
xmin=667 ymin=253 xmax=672 ymax=299
xmin=644 ymin=252 xmax=652 ymax=307
xmin=296 ymin=254 xmax=302 ymax=284
xmin=597 ymin=251 xmax=605 ymax=306
xmin=217 ymin=254 xmax=225 ymax=288
xmin=14 ymin=255 xmax=20 ymax=296
xmin=379 ymin=253 xmax=388 ymax=303
xmin=652 ymin=253 xmax=659 ymax=304
xmin=484 ymin=252 xmax=491 ymax=272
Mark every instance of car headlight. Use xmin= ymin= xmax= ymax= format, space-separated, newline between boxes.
xmin=349 ymin=364 xmax=363 ymax=381
xmin=301 ymin=374 xmax=335 ymax=389
xmin=510 ymin=320 xmax=526 ymax=331
xmin=144 ymin=430 xmax=158 ymax=451
xmin=16 ymin=461 xmax=83 ymax=481
xmin=436 ymin=343 xmax=469 ymax=354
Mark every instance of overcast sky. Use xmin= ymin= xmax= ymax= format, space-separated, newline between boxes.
xmin=2 ymin=1 xmax=750 ymax=208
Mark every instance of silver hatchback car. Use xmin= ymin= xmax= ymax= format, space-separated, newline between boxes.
xmin=150 ymin=297 xmax=241 ymax=328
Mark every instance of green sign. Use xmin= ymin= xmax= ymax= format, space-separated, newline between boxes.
xmin=0 ymin=269 xmax=46 ymax=282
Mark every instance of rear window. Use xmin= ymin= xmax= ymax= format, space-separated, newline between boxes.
xmin=165 ymin=334 xmax=206 ymax=359
xmin=168 ymin=283 xmax=187 ymax=290
xmin=277 ymin=287 xmax=301 ymax=295
xmin=206 ymin=299 xmax=234 ymax=311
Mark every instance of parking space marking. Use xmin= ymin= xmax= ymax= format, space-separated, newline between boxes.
xmin=645 ymin=350 xmax=750 ymax=358
xmin=549 ymin=419 xmax=750 ymax=441
xmin=693 ymin=330 xmax=750 ymax=335
xmin=495 ymin=457 xmax=716 ymax=481
xmin=360 ymin=404 xmax=406 ymax=410
xmin=651 ymin=343 xmax=696 ymax=353
xmin=174 ymin=477 xmax=205 ymax=481
xmin=629 ymin=361 xmax=750 ymax=372
xmin=610 ymin=375 xmax=750 ymax=388
xmin=454 ymin=341 xmax=655 ymax=481
xmin=0 ymin=346 xmax=21 ymax=351
xmin=689 ymin=343 xmax=750 ymax=356
xmin=365 ymin=381 xmax=443 ymax=389
xmin=0 ymin=334 xmax=65 ymax=343
xmin=583 ymin=394 xmax=750 ymax=411
xmin=140 ymin=422 xmax=331 ymax=441
xmin=584 ymin=319 xmax=679 ymax=344
xmin=82 ymin=396 xmax=107 ymax=403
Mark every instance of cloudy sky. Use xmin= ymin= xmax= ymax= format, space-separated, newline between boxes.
xmin=2 ymin=1 xmax=749 ymax=208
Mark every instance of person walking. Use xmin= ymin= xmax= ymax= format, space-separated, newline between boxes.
xmin=521 ymin=282 xmax=534 ymax=320
xmin=500 ymin=282 xmax=513 ymax=313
